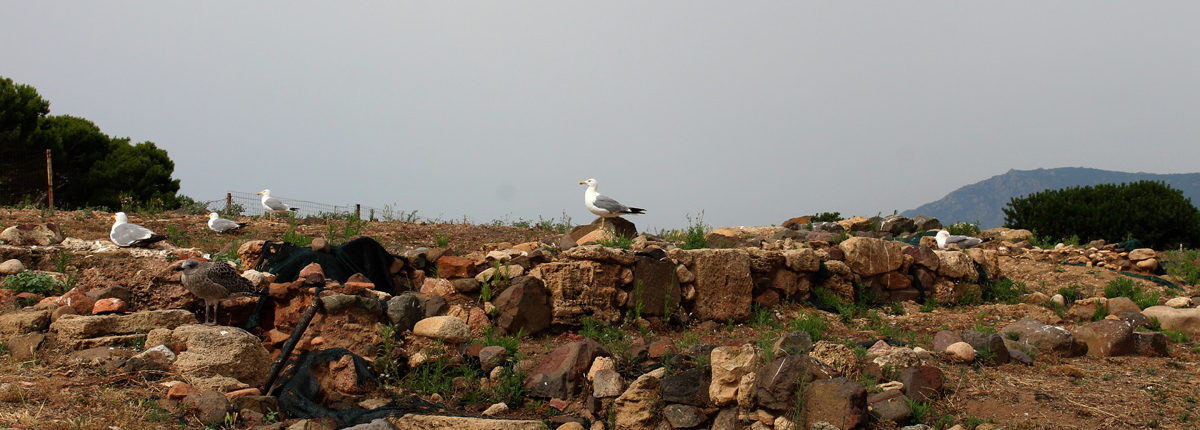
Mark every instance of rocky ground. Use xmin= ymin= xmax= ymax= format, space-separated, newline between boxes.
xmin=0 ymin=208 xmax=1198 ymax=430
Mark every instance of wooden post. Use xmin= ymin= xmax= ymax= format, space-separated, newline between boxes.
xmin=45 ymin=149 xmax=53 ymax=209
xmin=355 ymin=204 xmax=361 ymax=220
xmin=226 ymin=193 xmax=233 ymax=213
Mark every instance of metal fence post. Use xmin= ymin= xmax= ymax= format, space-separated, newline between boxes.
xmin=45 ymin=149 xmax=53 ymax=209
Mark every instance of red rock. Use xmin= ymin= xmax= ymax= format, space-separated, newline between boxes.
xmin=265 ymin=329 xmax=290 ymax=347
xmin=92 ymin=298 xmax=127 ymax=314
xmin=343 ymin=281 xmax=374 ymax=294
xmin=55 ymin=288 xmax=95 ymax=315
xmin=467 ymin=307 xmax=490 ymax=331
xmin=646 ymin=339 xmax=672 ymax=359
xmin=167 ymin=382 xmax=200 ymax=399
xmin=50 ymin=305 xmax=77 ymax=322
xmin=310 ymin=336 xmax=325 ymax=346
xmin=437 ymin=255 xmax=477 ymax=279
xmin=298 ymin=263 xmax=325 ymax=284
xmin=267 ymin=282 xmax=297 ymax=300
xmin=548 ymin=398 xmax=570 ymax=411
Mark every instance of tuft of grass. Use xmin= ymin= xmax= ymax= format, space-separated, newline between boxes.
xmin=1163 ymin=329 xmax=1191 ymax=344
xmin=750 ymin=303 xmax=780 ymax=329
xmin=597 ymin=234 xmax=635 ymax=250
xmin=946 ymin=221 xmax=981 ymax=236
xmin=282 ymin=215 xmax=312 ymax=247
xmin=433 ymin=232 xmax=450 ymax=248
xmin=1057 ymin=284 xmax=1083 ymax=304
xmin=1161 ymin=249 xmax=1200 ymax=286
xmin=987 ymin=278 xmax=1028 ymax=304
xmin=681 ymin=211 xmax=709 ymax=250
xmin=907 ymin=398 xmax=931 ymax=424
xmin=920 ymin=297 xmax=940 ymax=313
xmin=1104 ymin=277 xmax=1160 ymax=309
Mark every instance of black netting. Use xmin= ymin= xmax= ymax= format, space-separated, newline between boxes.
xmin=256 ymin=237 xmax=398 ymax=294
xmin=270 ymin=348 xmax=406 ymax=427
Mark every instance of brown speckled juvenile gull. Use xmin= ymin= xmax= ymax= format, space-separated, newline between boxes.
xmin=174 ymin=259 xmax=256 ymax=325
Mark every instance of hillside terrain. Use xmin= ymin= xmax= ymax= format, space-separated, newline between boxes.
xmin=0 ymin=208 xmax=1198 ymax=430
xmin=902 ymin=167 xmax=1200 ymax=229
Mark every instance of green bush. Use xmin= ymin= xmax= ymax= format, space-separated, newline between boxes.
xmin=3 ymin=271 xmax=63 ymax=295
xmin=811 ymin=212 xmax=843 ymax=223
xmin=1161 ymin=249 xmax=1200 ymax=286
xmin=1103 ymin=277 xmax=1160 ymax=309
xmin=1002 ymin=180 xmax=1200 ymax=249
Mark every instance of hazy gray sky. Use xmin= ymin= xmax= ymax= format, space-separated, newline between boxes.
xmin=6 ymin=2 xmax=1200 ymax=231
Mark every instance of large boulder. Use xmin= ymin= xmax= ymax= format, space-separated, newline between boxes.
xmin=146 ymin=324 xmax=271 ymax=391
xmin=0 ymin=308 xmax=51 ymax=340
xmin=628 ymin=254 xmax=682 ymax=317
xmin=524 ymin=339 xmax=609 ymax=399
xmin=838 ymin=237 xmax=905 ymax=277
xmin=1073 ymin=319 xmax=1135 ymax=357
xmin=490 ymin=276 xmax=552 ymax=336
xmin=1143 ymin=306 xmax=1200 ymax=337
xmin=412 ymin=316 xmax=470 ymax=343
xmin=999 ymin=318 xmax=1087 ymax=357
xmin=668 ymin=249 xmax=753 ymax=322
xmin=934 ymin=251 xmax=975 ymax=280
xmin=529 ymin=261 xmax=621 ymax=325
xmin=612 ymin=372 xmax=660 ymax=429
xmin=660 ymin=366 xmax=711 ymax=406
xmin=0 ymin=224 xmax=63 ymax=246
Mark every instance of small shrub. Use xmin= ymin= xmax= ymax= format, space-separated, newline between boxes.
xmin=681 ymin=212 xmax=709 ymax=250
xmin=946 ymin=221 xmax=981 ymax=236
xmin=987 ymin=278 xmax=1028 ymax=304
xmin=1163 ymin=329 xmax=1191 ymax=344
xmin=597 ymin=234 xmax=634 ymax=250
xmin=787 ymin=311 xmax=827 ymax=342
xmin=958 ymin=284 xmax=983 ymax=307
xmin=1104 ymin=278 xmax=1160 ymax=309
xmin=3 ymin=271 xmax=63 ymax=295
xmin=749 ymin=303 xmax=779 ymax=329
xmin=907 ymin=398 xmax=931 ymax=423
xmin=1161 ymin=249 xmax=1200 ymax=286
xmin=282 ymin=216 xmax=312 ymax=247
xmin=1058 ymin=284 xmax=1084 ymax=304
xmin=811 ymin=212 xmax=843 ymax=223
xmin=1005 ymin=331 xmax=1020 ymax=341
xmin=1091 ymin=303 xmax=1109 ymax=321
xmin=433 ymin=232 xmax=450 ymax=248
xmin=920 ymin=298 xmax=940 ymax=313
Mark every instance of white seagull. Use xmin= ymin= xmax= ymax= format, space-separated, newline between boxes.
xmin=110 ymin=212 xmax=167 ymax=247
xmin=257 ymin=189 xmax=297 ymax=220
xmin=207 ymin=212 xmax=247 ymax=233
xmin=935 ymin=229 xmax=984 ymax=250
xmin=580 ymin=178 xmax=645 ymax=231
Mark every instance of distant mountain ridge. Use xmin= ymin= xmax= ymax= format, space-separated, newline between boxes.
xmin=901 ymin=167 xmax=1200 ymax=229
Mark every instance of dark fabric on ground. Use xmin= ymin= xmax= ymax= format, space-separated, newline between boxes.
xmin=270 ymin=348 xmax=405 ymax=427
xmin=257 ymin=237 xmax=397 ymax=294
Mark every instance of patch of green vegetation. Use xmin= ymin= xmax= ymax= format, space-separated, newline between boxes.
xmin=811 ymin=212 xmax=843 ymax=223
xmin=907 ymin=398 xmax=931 ymax=424
xmin=958 ymin=284 xmax=983 ymax=307
xmin=281 ymin=215 xmax=312 ymax=247
xmin=681 ymin=211 xmax=709 ymax=250
xmin=1161 ymin=249 xmax=1200 ymax=286
xmin=1091 ymin=302 xmax=1109 ymax=322
xmin=750 ymin=303 xmax=780 ymax=329
xmin=433 ymin=232 xmax=450 ymax=248
xmin=920 ymin=297 xmax=940 ymax=313
xmin=481 ymin=325 xmax=525 ymax=356
xmin=946 ymin=221 xmax=981 ymax=237
xmin=3 ymin=271 xmax=64 ymax=295
xmin=830 ymin=231 xmax=851 ymax=245
xmin=596 ymin=233 xmax=634 ymax=250
xmin=1057 ymin=284 xmax=1083 ymax=304
xmin=1104 ymin=277 xmax=1160 ymax=309
xmin=327 ymin=213 xmax=366 ymax=246
xmin=987 ymin=278 xmax=1028 ymax=304
xmin=1163 ymin=329 xmax=1191 ymax=344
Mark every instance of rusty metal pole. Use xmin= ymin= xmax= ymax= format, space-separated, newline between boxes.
xmin=226 ymin=193 xmax=233 ymax=213
xmin=355 ymin=204 xmax=361 ymax=220
xmin=45 ymin=149 xmax=53 ymax=209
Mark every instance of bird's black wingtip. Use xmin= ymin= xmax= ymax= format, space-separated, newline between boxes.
xmin=628 ymin=208 xmax=647 ymax=214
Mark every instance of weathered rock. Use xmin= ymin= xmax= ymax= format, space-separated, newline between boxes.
xmin=54 ymin=288 xmax=95 ymax=316
xmin=628 ymin=254 xmax=682 ymax=317
xmin=878 ymin=216 xmax=915 ymax=235
xmin=818 ymin=260 xmax=856 ymax=301
xmin=0 ymin=224 xmax=63 ymax=246
xmin=959 ymin=330 xmax=1009 ymax=365
xmin=475 ymin=265 xmax=525 ymax=284
xmin=1133 ymin=331 xmax=1169 ymax=357
xmin=810 ymin=341 xmax=859 ymax=378
xmin=419 ymin=278 xmax=456 ymax=298
xmin=183 ymin=390 xmax=232 ymax=426
xmin=1074 ymin=319 xmax=1136 ymax=357
xmin=755 ymin=354 xmax=835 ymax=411
xmin=999 ymin=318 xmax=1088 ymax=357
xmin=0 ymin=308 xmax=51 ymax=339
xmin=709 ymin=345 xmax=758 ymax=406
xmin=899 ymin=365 xmax=943 ymax=403
xmin=50 ymin=310 xmax=196 ymax=348
xmin=524 ymin=339 xmax=609 ymax=399
xmin=84 ymin=285 xmax=132 ymax=304
xmin=612 ymin=373 xmax=660 ymax=429
xmin=1008 ymin=348 xmax=1034 ymax=365
xmin=803 ymin=377 xmax=868 ymax=430
xmin=529 ymin=261 xmax=622 ymax=325
xmin=872 ymin=346 xmax=923 ymax=370
xmin=660 ymin=366 xmax=711 ymax=406
xmin=145 ymin=324 xmax=271 ymax=391
xmin=451 ymin=278 xmax=481 ymax=294
xmin=1143 ymin=306 xmax=1200 ymax=336
xmin=386 ymin=293 xmax=424 ymax=332
xmin=478 ymin=345 xmax=507 ymax=374
xmin=1128 ymin=248 xmax=1157 ymax=261
xmin=783 ymin=248 xmax=821 ymax=272
xmin=412 ymin=316 xmax=470 ymax=343
xmin=92 ymin=298 xmax=127 ymax=314
xmin=913 ymin=216 xmax=942 ymax=231
xmin=591 ymin=368 xmax=625 ymax=398
xmin=667 ymin=249 xmax=753 ymax=322
xmin=934 ymin=251 xmax=975 ymax=280
xmin=1165 ymin=297 xmax=1194 ymax=308
xmin=7 ymin=332 xmax=45 ymax=361
xmin=868 ymin=389 xmax=911 ymax=424
xmin=839 ymin=237 xmax=905 ymax=277
xmin=0 ymin=259 xmax=24 ymax=275
xmin=561 ymin=244 xmax=637 ymax=265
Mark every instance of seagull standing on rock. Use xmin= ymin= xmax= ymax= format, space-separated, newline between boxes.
xmin=174 ymin=259 xmax=256 ymax=326
xmin=580 ymin=178 xmax=645 ymax=232
xmin=257 ymin=189 xmax=298 ymax=220
xmin=109 ymin=212 xmax=168 ymax=247
xmin=935 ymin=229 xmax=985 ymax=250
xmin=207 ymin=212 xmax=247 ymax=233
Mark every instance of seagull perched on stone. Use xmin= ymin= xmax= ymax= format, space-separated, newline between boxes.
xmin=109 ymin=212 xmax=168 ymax=247
xmin=935 ymin=229 xmax=984 ymax=250
xmin=580 ymin=178 xmax=645 ymax=231
xmin=174 ymin=259 xmax=256 ymax=325
xmin=207 ymin=212 xmax=247 ymax=233
xmin=257 ymin=189 xmax=297 ymax=220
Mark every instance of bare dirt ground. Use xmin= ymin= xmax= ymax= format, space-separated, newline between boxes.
xmin=1 ymin=208 xmax=1198 ymax=430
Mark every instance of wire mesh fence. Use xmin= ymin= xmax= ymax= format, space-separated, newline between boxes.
xmin=221 ymin=191 xmax=387 ymax=220
xmin=0 ymin=151 xmax=51 ymax=207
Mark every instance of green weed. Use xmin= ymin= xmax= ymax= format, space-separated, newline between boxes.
xmin=3 ymin=271 xmax=63 ymax=295
xmin=597 ymin=234 xmax=635 ymax=250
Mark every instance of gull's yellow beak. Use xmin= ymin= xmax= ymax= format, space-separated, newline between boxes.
xmin=256 ymin=192 xmax=263 ymax=195
xmin=579 ymin=181 xmax=587 ymax=185
xmin=110 ymin=215 xmax=115 ymax=220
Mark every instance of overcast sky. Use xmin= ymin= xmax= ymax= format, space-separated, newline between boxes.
xmin=5 ymin=2 xmax=1200 ymax=231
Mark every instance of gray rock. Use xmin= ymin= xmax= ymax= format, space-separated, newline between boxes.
xmin=898 ymin=365 xmax=943 ymax=403
xmin=932 ymin=330 xmax=963 ymax=353
xmin=867 ymin=389 xmax=911 ymax=424
xmin=663 ymin=404 xmax=707 ymax=428
xmin=451 ymin=278 xmax=481 ymax=294
xmin=1133 ymin=331 xmax=1169 ymax=357
xmin=755 ymin=354 xmax=834 ymax=411
xmin=182 ymin=390 xmax=232 ymax=426
xmin=386 ymin=293 xmax=424 ymax=332
xmin=321 ymin=294 xmax=382 ymax=315
xmin=423 ymin=294 xmax=448 ymax=317
xmin=711 ymin=407 xmax=739 ymax=430
xmin=959 ymin=330 xmax=1009 ymax=364
xmin=491 ymin=276 xmax=552 ymax=336
xmin=343 ymin=418 xmax=398 ymax=430
xmin=1143 ymin=306 xmax=1200 ymax=337
xmin=912 ymin=216 xmax=942 ymax=231
xmin=1008 ymin=348 xmax=1034 ymax=365
xmin=878 ymin=216 xmax=915 ymax=235
xmin=524 ymin=339 xmax=608 ymax=399
xmin=999 ymin=318 xmax=1087 ymax=357
xmin=0 ymin=259 xmax=24 ymax=275
xmin=811 ymin=222 xmax=845 ymax=234
xmin=478 ymin=345 xmax=507 ymax=374
xmin=773 ymin=330 xmax=815 ymax=356
xmin=660 ymin=366 xmax=711 ymax=406
xmin=1113 ymin=310 xmax=1150 ymax=330
xmin=1073 ymin=319 xmax=1135 ymax=357
xmin=591 ymin=368 xmax=624 ymax=398
xmin=84 ymin=286 xmax=132 ymax=304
